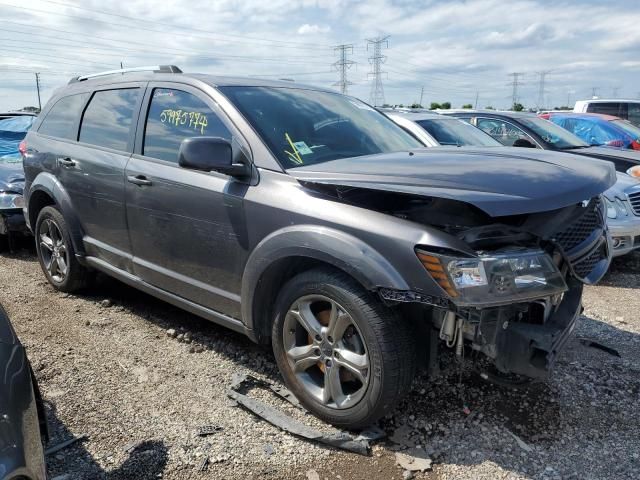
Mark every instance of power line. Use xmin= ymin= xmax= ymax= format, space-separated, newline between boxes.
xmin=332 ymin=44 xmax=355 ymax=95
xmin=38 ymin=0 xmax=337 ymax=49
xmin=0 ymin=2 xmax=333 ymax=51
xmin=366 ymin=35 xmax=389 ymax=106
xmin=508 ymin=72 xmax=524 ymax=107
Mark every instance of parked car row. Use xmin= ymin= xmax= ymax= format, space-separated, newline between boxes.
xmin=382 ymin=108 xmax=640 ymax=258
xmin=1 ymin=66 xmax=633 ymax=447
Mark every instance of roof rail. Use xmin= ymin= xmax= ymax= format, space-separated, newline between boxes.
xmin=69 ymin=65 xmax=182 ymax=84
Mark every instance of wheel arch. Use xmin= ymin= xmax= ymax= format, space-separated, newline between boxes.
xmin=27 ymin=173 xmax=85 ymax=255
xmin=241 ymin=225 xmax=409 ymax=343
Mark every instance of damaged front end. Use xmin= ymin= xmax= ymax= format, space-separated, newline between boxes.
xmin=411 ymin=196 xmax=610 ymax=380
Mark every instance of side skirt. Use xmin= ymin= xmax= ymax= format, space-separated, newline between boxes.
xmin=83 ymin=256 xmax=254 ymax=340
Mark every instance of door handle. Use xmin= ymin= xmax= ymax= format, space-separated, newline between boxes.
xmin=58 ymin=157 xmax=76 ymax=167
xmin=127 ymin=175 xmax=153 ymax=186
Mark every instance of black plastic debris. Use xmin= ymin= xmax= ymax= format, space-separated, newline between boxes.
xmin=197 ymin=425 xmax=223 ymax=437
xmin=227 ymin=374 xmax=377 ymax=456
xmin=45 ymin=434 xmax=88 ymax=456
xmin=578 ymin=338 xmax=621 ymax=357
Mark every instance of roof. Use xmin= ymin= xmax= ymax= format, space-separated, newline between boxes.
xmin=64 ymin=66 xmax=334 ymax=92
xmin=575 ymin=98 xmax=640 ymax=104
xmin=387 ymin=111 xmax=446 ymax=121
xmin=439 ymin=109 xmax=536 ymax=119
xmin=545 ymin=112 xmax=620 ymax=121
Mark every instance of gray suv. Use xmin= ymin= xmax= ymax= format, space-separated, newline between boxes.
xmin=22 ymin=66 xmax=615 ymax=428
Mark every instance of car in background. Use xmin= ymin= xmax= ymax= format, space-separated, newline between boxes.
xmin=0 ymin=304 xmax=48 ymax=480
xmin=441 ymin=110 xmax=640 ymax=257
xmin=0 ymin=112 xmax=37 ymax=121
xmin=0 ymin=115 xmax=36 ymax=251
xmin=384 ymin=111 xmax=502 ymax=147
xmin=603 ymin=173 xmax=640 ymax=257
xmin=573 ymin=99 xmax=640 ymax=127
xmin=540 ymin=112 xmax=640 ymax=151
xmin=442 ymin=110 xmax=640 ymax=175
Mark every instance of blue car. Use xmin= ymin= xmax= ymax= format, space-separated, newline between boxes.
xmin=0 ymin=115 xmax=36 ymax=251
xmin=541 ymin=112 xmax=640 ymax=151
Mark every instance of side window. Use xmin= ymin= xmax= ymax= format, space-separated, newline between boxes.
xmin=79 ymin=89 xmax=141 ymax=151
xmin=143 ymin=88 xmax=230 ymax=163
xmin=476 ymin=118 xmax=535 ymax=147
xmin=38 ymin=93 xmax=89 ymax=140
xmin=588 ymin=102 xmax=620 ymax=116
xmin=628 ymin=104 xmax=640 ymax=127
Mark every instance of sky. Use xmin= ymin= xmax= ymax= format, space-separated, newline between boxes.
xmin=1 ymin=0 xmax=639 ymax=111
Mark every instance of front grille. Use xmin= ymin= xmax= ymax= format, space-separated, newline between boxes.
xmin=627 ymin=191 xmax=640 ymax=215
xmin=554 ymin=198 xmax=603 ymax=252
xmin=552 ymin=197 xmax=608 ymax=282
xmin=573 ymin=245 xmax=605 ymax=278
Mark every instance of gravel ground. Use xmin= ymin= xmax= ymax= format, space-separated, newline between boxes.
xmin=1 ymin=245 xmax=639 ymax=480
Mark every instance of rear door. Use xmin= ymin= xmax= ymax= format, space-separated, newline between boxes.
xmin=125 ymin=83 xmax=249 ymax=318
xmin=57 ymin=85 xmax=143 ymax=271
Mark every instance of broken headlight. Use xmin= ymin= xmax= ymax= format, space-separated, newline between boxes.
xmin=0 ymin=193 xmax=24 ymax=210
xmin=416 ymin=249 xmax=567 ymax=306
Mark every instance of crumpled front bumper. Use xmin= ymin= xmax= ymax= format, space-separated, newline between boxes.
xmin=491 ymin=280 xmax=583 ymax=379
xmin=0 ymin=209 xmax=29 ymax=236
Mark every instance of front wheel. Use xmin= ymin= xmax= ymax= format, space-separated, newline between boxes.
xmin=272 ymin=268 xmax=416 ymax=429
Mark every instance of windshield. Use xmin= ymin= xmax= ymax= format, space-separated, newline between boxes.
xmin=219 ymin=86 xmax=422 ymax=169
xmin=519 ymin=117 xmax=588 ymax=150
xmin=612 ymin=120 xmax=640 ymax=139
xmin=416 ymin=118 xmax=501 ymax=147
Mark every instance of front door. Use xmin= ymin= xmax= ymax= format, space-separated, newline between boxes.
xmin=125 ymin=84 xmax=249 ymax=318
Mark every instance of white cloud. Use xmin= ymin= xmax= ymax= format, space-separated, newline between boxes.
xmin=297 ymin=23 xmax=332 ymax=34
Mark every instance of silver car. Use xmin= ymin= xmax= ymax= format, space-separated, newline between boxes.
xmin=605 ymin=173 xmax=640 ymax=257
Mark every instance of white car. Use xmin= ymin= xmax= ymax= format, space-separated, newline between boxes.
xmin=574 ymin=99 xmax=640 ymax=128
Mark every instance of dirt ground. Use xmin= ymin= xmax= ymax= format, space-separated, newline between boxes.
xmin=1 ymin=244 xmax=639 ymax=480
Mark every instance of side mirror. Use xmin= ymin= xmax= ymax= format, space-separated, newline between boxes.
xmin=512 ymin=138 xmax=536 ymax=148
xmin=178 ymin=137 xmax=250 ymax=177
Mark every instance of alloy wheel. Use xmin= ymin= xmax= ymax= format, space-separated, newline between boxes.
xmin=283 ymin=294 xmax=370 ymax=409
xmin=39 ymin=218 xmax=69 ymax=283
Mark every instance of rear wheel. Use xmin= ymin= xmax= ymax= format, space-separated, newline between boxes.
xmin=35 ymin=206 xmax=92 ymax=292
xmin=272 ymin=268 xmax=416 ymax=428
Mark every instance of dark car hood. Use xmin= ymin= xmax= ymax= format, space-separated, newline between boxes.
xmin=572 ymin=146 xmax=640 ymax=163
xmin=0 ymin=160 xmax=25 ymax=194
xmin=289 ymin=147 xmax=616 ymax=217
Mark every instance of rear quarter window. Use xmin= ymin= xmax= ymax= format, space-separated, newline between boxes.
xmin=38 ymin=93 xmax=89 ymax=140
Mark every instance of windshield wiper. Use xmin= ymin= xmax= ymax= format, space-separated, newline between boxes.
xmin=560 ymin=145 xmax=589 ymax=150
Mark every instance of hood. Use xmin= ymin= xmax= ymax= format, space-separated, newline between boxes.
xmin=0 ymin=160 xmax=25 ymax=194
xmin=574 ymin=146 xmax=640 ymax=162
xmin=604 ymin=172 xmax=640 ymax=199
xmin=289 ymin=147 xmax=616 ymax=217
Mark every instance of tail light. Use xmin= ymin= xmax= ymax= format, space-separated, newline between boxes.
xmin=631 ymin=139 xmax=640 ymax=151
xmin=18 ymin=140 xmax=27 ymax=156
xmin=605 ymin=139 xmax=625 ymax=148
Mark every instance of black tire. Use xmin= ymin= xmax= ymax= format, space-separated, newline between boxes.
xmin=0 ymin=233 xmax=8 ymax=253
xmin=272 ymin=267 xmax=416 ymax=429
xmin=35 ymin=205 xmax=92 ymax=292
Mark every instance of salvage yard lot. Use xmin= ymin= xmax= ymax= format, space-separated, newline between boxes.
xmin=2 ymin=247 xmax=639 ymax=480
